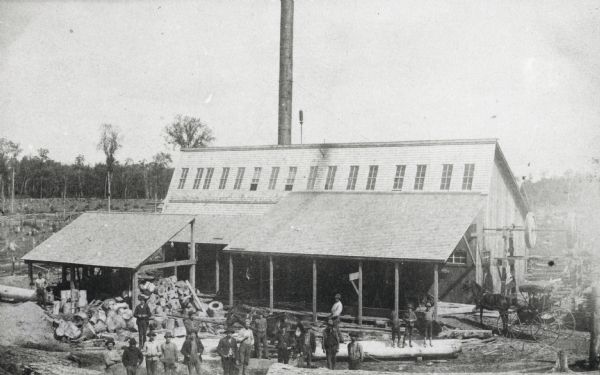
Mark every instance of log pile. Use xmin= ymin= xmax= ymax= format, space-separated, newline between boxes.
xmin=50 ymin=275 xmax=226 ymax=342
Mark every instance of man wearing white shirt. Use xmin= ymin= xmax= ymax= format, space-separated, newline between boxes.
xmin=330 ymin=293 xmax=344 ymax=343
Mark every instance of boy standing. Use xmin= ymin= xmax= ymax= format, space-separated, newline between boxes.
xmin=276 ymin=324 xmax=292 ymax=364
xmin=347 ymin=332 xmax=364 ymax=370
xmin=34 ymin=272 xmax=47 ymax=307
xmin=217 ymin=327 xmax=238 ymax=375
xmin=403 ymin=304 xmax=417 ymax=348
xmin=423 ymin=302 xmax=434 ymax=347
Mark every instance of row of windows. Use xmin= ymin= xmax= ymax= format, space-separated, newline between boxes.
xmin=177 ymin=163 xmax=476 ymax=191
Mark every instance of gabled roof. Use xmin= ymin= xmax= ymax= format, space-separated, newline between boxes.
xmin=225 ymin=191 xmax=485 ymax=261
xmin=22 ymin=212 xmax=194 ymax=269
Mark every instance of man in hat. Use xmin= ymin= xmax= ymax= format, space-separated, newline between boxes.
xmin=160 ymin=331 xmax=179 ymax=375
xmin=103 ymin=338 xmax=122 ymax=374
xmin=322 ymin=319 xmax=340 ymax=370
xmin=217 ymin=327 xmax=238 ymax=375
xmin=122 ymin=338 xmax=144 ymax=375
xmin=252 ymin=313 xmax=268 ymax=359
xmin=275 ymin=324 xmax=293 ymax=364
xmin=181 ymin=330 xmax=204 ymax=375
xmin=347 ymin=332 xmax=364 ymax=370
xmin=34 ymin=272 xmax=47 ymax=307
xmin=133 ymin=294 xmax=151 ymax=347
xmin=330 ymin=293 xmax=344 ymax=343
xmin=142 ymin=331 xmax=160 ymax=375
xmin=423 ymin=302 xmax=434 ymax=347
xmin=237 ymin=318 xmax=254 ymax=375
xmin=295 ymin=322 xmax=316 ymax=368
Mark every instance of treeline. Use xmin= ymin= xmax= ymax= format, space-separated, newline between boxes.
xmin=1 ymin=149 xmax=174 ymax=200
xmin=0 ymin=115 xmax=215 ymax=201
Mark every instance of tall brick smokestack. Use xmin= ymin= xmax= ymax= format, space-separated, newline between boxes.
xmin=278 ymin=0 xmax=293 ymax=145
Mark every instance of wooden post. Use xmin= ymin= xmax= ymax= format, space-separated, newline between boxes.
xmin=476 ymin=215 xmax=484 ymax=285
xmin=259 ymin=259 xmax=264 ymax=300
xmin=132 ymin=270 xmax=139 ymax=309
xmin=312 ymin=259 xmax=317 ymax=323
xmin=28 ymin=262 xmax=33 ymax=286
xmin=70 ymin=265 xmax=76 ymax=310
xmin=358 ymin=261 xmax=363 ymax=326
xmin=215 ymin=253 xmax=220 ymax=293
xmin=229 ymin=255 xmax=234 ymax=307
xmin=394 ymin=262 xmax=399 ymax=320
xmin=433 ymin=264 xmax=439 ymax=320
xmin=189 ymin=219 xmax=196 ymax=290
xmin=269 ymin=256 xmax=274 ymax=312
xmin=589 ymin=284 xmax=600 ymax=370
xmin=62 ymin=266 xmax=67 ymax=283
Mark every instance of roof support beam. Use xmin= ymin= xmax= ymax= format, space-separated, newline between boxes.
xmin=312 ymin=259 xmax=317 ymax=323
xmin=358 ymin=261 xmax=363 ymax=326
xmin=394 ymin=262 xmax=399 ymax=323
xmin=433 ymin=263 xmax=439 ymax=320
xmin=229 ymin=254 xmax=234 ymax=307
xmin=137 ymin=259 xmax=197 ymax=273
xmin=215 ymin=253 xmax=220 ymax=293
xmin=189 ymin=219 xmax=196 ymax=290
xmin=269 ymin=256 xmax=274 ymax=313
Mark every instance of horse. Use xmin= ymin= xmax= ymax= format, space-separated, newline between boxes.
xmin=462 ymin=280 xmax=519 ymax=335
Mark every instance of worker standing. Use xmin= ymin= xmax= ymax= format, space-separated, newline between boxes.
xmin=253 ymin=313 xmax=268 ymax=359
xmin=330 ymin=293 xmax=344 ymax=343
xmin=181 ymin=330 xmax=204 ymax=375
xmin=103 ymin=338 xmax=122 ymax=374
xmin=276 ymin=324 xmax=293 ymax=364
xmin=133 ymin=295 xmax=151 ymax=347
xmin=423 ymin=302 xmax=434 ymax=347
xmin=160 ymin=331 xmax=179 ymax=375
xmin=322 ymin=319 xmax=340 ymax=370
xmin=34 ymin=272 xmax=47 ymax=307
xmin=121 ymin=338 xmax=143 ymax=375
xmin=237 ymin=319 xmax=255 ymax=375
xmin=347 ymin=332 xmax=364 ymax=370
xmin=142 ymin=331 xmax=160 ymax=375
xmin=217 ymin=327 xmax=238 ymax=375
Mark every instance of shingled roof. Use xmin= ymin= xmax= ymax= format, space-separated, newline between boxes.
xmin=225 ymin=191 xmax=485 ymax=261
xmin=22 ymin=212 xmax=194 ymax=269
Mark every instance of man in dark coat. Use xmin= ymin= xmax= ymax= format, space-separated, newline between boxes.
xmin=181 ymin=330 xmax=204 ymax=375
xmin=217 ymin=327 xmax=238 ymax=375
xmin=121 ymin=338 xmax=144 ymax=375
xmin=276 ymin=324 xmax=293 ymax=364
xmin=133 ymin=295 xmax=151 ymax=347
xmin=322 ymin=319 xmax=339 ymax=370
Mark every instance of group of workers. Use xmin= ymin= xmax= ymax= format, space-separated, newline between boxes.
xmin=101 ymin=292 xmax=435 ymax=374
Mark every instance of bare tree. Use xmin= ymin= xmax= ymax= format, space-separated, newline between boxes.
xmin=164 ymin=115 xmax=215 ymax=149
xmin=74 ymin=154 xmax=85 ymax=198
xmin=0 ymin=138 xmax=21 ymax=212
xmin=97 ymin=124 xmax=121 ymax=212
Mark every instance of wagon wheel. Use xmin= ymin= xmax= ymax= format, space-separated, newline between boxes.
xmin=531 ymin=312 xmax=560 ymax=345
xmin=550 ymin=307 xmax=576 ymax=340
xmin=496 ymin=311 xmax=525 ymax=339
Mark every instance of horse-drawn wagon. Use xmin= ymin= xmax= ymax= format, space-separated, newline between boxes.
xmin=499 ymin=282 xmax=576 ymax=344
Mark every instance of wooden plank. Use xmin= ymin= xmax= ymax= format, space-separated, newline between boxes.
xmin=189 ymin=219 xmax=196 ymax=290
xmin=312 ymin=259 xmax=317 ymax=323
xmin=358 ymin=261 xmax=363 ymax=326
xmin=348 ymin=271 xmax=359 ymax=281
xmin=137 ymin=259 xmax=197 ymax=273
xmin=269 ymin=256 xmax=274 ymax=312
xmin=229 ymin=255 xmax=233 ymax=307
xmin=185 ymin=280 xmax=208 ymax=312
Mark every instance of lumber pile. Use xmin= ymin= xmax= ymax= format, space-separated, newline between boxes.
xmin=438 ymin=329 xmax=492 ymax=339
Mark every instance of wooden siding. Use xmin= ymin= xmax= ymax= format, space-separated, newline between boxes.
xmin=163 ymin=142 xmax=497 ymax=212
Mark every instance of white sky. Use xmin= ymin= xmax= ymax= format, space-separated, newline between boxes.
xmin=1 ymin=0 xmax=599 ymax=180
